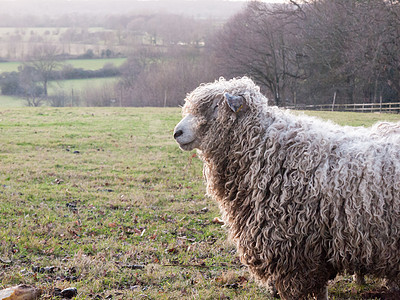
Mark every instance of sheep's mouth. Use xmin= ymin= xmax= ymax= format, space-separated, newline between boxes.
xmin=178 ymin=140 xmax=197 ymax=151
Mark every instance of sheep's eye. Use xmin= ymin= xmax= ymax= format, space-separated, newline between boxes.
xmin=214 ymin=104 xmax=219 ymax=111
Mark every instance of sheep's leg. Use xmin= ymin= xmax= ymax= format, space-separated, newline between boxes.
xmin=265 ymin=277 xmax=278 ymax=298
xmin=353 ymin=273 xmax=366 ymax=285
xmin=276 ymin=281 xmax=328 ymax=300
xmin=313 ymin=286 xmax=328 ymax=300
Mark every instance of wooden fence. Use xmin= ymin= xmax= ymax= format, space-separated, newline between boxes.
xmin=286 ymin=102 xmax=400 ymax=113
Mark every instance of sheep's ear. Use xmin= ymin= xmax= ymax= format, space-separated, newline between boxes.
xmin=224 ymin=93 xmax=245 ymax=113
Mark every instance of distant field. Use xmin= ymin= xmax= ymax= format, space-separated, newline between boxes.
xmin=63 ymin=58 xmax=126 ymax=70
xmin=0 ymin=61 xmax=23 ymax=73
xmin=0 ymin=58 xmax=126 ymax=73
xmin=50 ymin=77 xmax=119 ymax=94
xmin=0 ymin=107 xmax=399 ymax=299
xmin=0 ymin=25 xmax=126 ymax=59
xmin=0 ymin=94 xmax=26 ymax=107
xmin=0 ymin=77 xmax=120 ymax=107
xmin=0 ymin=27 xmax=109 ymax=35
xmin=0 ymin=27 xmax=114 ymax=45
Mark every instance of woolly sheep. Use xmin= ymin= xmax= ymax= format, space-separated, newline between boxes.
xmin=173 ymin=77 xmax=400 ymax=299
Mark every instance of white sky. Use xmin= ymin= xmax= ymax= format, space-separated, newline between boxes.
xmin=0 ymin=0 xmax=287 ymax=1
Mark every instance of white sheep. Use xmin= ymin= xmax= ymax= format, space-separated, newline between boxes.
xmin=173 ymin=77 xmax=400 ymax=299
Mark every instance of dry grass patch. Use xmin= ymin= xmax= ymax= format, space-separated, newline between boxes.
xmin=1 ymin=108 xmax=399 ymax=299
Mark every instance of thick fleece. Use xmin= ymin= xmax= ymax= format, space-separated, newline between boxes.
xmin=173 ymin=77 xmax=400 ymax=299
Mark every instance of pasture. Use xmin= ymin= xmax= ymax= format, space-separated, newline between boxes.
xmin=0 ymin=62 xmax=22 ymax=74
xmin=0 ymin=58 xmax=125 ymax=106
xmin=0 ymin=108 xmax=399 ymax=299
xmin=0 ymin=26 xmax=123 ymax=59
xmin=49 ymin=77 xmax=119 ymax=99
xmin=62 ymin=58 xmax=126 ymax=70
xmin=0 ymin=95 xmax=25 ymax=107
xmin=0 ymin=58 xmax=126 ymax=74
xmin=0 ymin=77 xmax=120 ymax=107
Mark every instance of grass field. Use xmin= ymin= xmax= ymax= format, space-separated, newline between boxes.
xmin=0 ymin=95 xmax=26 ymax=107
xmin=0 ymin=26 xmax=121 ymax=59
xmin=0 ymin=108 xmax=399 ymax=299
xmin=0 ymin=77 xmax=120 ymax=107
xmin=62 ymin=58 xmax=126 ymax=70
xmin=0 ymin=61 xmax=23 ymax=74
xmin=0 ymin=58 xmax=126 ymax=74
xmin=0 ymin=27 xmax=110 ymax=41
xmin=0 ymin=58 xmax=125 ymax=106
xmin=49 ymin=77 xmax=119 ymax=95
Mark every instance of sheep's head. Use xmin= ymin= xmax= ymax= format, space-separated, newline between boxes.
xmin=173 ymin=77 xmax=264 ymax=152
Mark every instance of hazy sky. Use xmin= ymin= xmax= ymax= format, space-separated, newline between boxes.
xmin=0 ymin=0 xmax=287 ymax=1
xmin=0 ymin=0 xmax=287 ymax=19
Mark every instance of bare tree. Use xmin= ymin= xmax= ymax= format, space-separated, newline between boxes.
xmin=24 ymin=43 xmax=63 ymax=96
xmin=19 ymin=66 xmax=45 ymax=107
xmin=118 ymin=46 xmax=216 ymax=106
xmin=212 ymin=1 xmax=305 ymax=106
xmin=380 ymin=1 xmax=400 ymax=99
xmin=298 ymin=0 xmax=400 ymax=104
xmin=214 ymin=0 xmax=400 ymax=106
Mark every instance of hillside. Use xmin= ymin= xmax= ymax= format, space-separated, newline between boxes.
xmin=0 ymin=0 xmax=246 ymax=20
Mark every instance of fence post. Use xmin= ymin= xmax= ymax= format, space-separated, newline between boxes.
xmin=294 ymin=91 xmax=297 ymax=109
xmin=379 ymin=94 xmax=382 ymax=113
xmin=332 ymin=91 xmax=337 ymax=111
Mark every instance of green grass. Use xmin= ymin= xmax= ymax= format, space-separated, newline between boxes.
xmin=0 ymin=77 xmax=120 ymax=107
xmin=63 ymin=58 xmax=126 ymax=70
xmin=0 ymin=58 xmax=125 ymax=106
xmin=49 ymin=77 xmax=119 ymax=94
xmin=0 ymin=58 xmax=126 ymax=74
xmin=0 ymin=61 xmax=23 ymax=73
xmin=0 ymin=108 xmax=399 ymax=299
xmin=0 ymin=57 xmax=125 ymax=107
xmin=0 ymin=95 xmax=26 ymax=107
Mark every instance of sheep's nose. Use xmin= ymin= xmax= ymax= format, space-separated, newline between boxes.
xmin=174 ymin=130 xmax=183 ymax=140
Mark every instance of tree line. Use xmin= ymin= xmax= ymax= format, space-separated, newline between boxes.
xmin=213 ymin=0 xmax=400 ymax=106
xmin=2 ymin=0 xmax=399 ymax=107
xmin=117 ymin=0 xmax=400 ymax=107
xmin=116 ymin=0 xmax=400 ymax=107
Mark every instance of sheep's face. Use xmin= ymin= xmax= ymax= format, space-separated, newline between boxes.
xmin=173 ymin=92 xmax=247 ymax=151
xmin=173 ymin=112 xmax=201 ymax=151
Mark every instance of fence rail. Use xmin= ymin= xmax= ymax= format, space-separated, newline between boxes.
xmin=286 ymin=102 xmax=400 ymax=113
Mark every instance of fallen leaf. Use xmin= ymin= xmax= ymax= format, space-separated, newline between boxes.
xmin=212 ymin=217 xmax=225 ymax=225
xmin=166 ymin=248 xmax=178 ymax=254
xmin=149 ymin=232 xmax=157 ymax=240
xmin=0 ymin=285 xmax=41 ymax=300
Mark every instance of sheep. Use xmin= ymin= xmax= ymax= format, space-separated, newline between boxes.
xmin=173 ymin=77 xmax=400 ymax=299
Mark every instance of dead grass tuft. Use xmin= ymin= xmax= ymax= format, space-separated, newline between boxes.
xmin=1 ymin=107 xmax=399 ymax=299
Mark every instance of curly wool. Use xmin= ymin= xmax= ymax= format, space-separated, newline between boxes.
xmin=181 ymin=77 xmax=400 ymax=299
